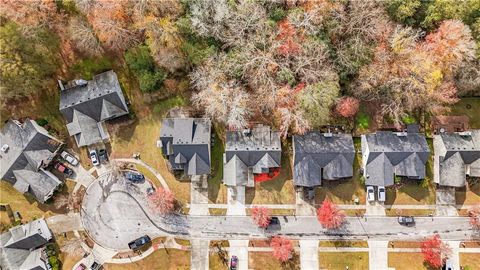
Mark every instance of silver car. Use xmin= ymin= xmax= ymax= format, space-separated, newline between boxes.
xmin=366 ymin=186 xmax=375 ymax=202
xmin=60 ymin=151 xmax=79 ymax=166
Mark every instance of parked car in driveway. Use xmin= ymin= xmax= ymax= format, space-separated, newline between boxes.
xmin=54 ymin=162 xmax=73 ymax=177
xmin=128 ymin=235 xmax=151 ymax=251
xmin=124 ymin=171 xmax=145 ymax=183
xmin=89 ymin=149 xmax=99 ymax=166
xmin=90 ymin=261 xmax=101 ymax=270
xmin=60 ymin=151 xmax=79 ymax=166
xmin=230 ymin=255 xmax=238 ymax=270
xmin=377 ymin=186 xmax=386 ymax=202
xmin=366 ymin=186 xmax=375 ymax=202
xmin=398 ymin=216 xmax=415 ymax=226
xmin=98 ymin=149 xmax=108 ymax=163
xmin=75 ymin=263 xmax=86 ymax=270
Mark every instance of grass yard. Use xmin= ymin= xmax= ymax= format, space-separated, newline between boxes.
xmin=208 ymin=124 xmax=227 ymax=204
xmin=55 ymin=232 xmax=83 ymax=270
xmin=209 ymin=251 xmax=229 ymax=270
xmin=107 ymin=96 xmax=191 ymax=205
xmin=388 ymin=252 xmax=432 ymax=270
xmin=209 ymin=208 xmax=227 ymax=215
xmin=0 ymin=180 xmax=76 ymax=224
xmin=449 ymin=98 xmax=480 ymax=129
xmin=319 ymin=252 xmax=369 ymax=270
xmin=385 ymin=209 xmax=435 ymax=216
xmin=460 ymin=253 xmax=480 ymax=269
xmin=103 ymin=249 xmax=190 ymax=270
xmin=249 ymin=251 xmax=300 ymax=270
xmin=245 ymin=148 xmax=295 ymax=204
xmin=456 ymin=182 xmax=480 ymax=205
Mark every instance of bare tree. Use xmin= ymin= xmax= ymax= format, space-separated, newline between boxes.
xmin=68 ymin=17 xmax=104 ymax=56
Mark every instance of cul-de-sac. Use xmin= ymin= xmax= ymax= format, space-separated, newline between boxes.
xmin=1 ymin=0 xmax=479 ymax=270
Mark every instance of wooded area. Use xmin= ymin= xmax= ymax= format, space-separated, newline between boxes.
xmin=1 ymin=0 xmax=479 ymax=133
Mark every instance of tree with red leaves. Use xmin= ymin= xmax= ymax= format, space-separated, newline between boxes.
xmin=251 ymin=206 xmax=271 ymax=228
xmin=468 ymin=204 xmax=480 ymax=229
xmin=336 ymin=97 xmax=360 ymax=118
xmin=316 ymin=199 xmax=346 ymax=229
xmin=420 ymin=234 xmax=451 ymax=268
xmin=270 ymin=236 xmax=293 ymax=262
xmin=148 ymin=188 xmax=175 ymax=214
xmin=276 ymin=19 xmax=303 ymax=56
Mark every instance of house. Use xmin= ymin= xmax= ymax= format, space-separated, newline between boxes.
xmin=159 ymin=118 xmax=211 ymax=180
xmin=0 ymin=119 xmax=63 ymax=202
xmin=59 ymin=70 xmax=129 ymax=147
xmin=0 ymin=219 xmax=53 ymax=270
xmin=223 ymin=125 xmax=281 ymax=187
xmin=433 ymin=130 xmax=480 ymax=187
xmin=361 ymin=131 xmax=430 ymax=187
xmin=293 ymin=132 xmax=355 ymax=188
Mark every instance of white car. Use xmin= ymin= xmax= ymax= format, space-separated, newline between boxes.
xmin=377 ymin=186 xmax=386 ymax=202
xmin=366 ymin=186 xmax=375 ymax=202
xmin=60 ymin=151 xmax=79 ymax=166
xmin=89 ymin=149 xmax=100 ymax=166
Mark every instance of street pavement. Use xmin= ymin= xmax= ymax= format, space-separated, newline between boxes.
xmin=81 ymin=172 xmax=479 ymax=252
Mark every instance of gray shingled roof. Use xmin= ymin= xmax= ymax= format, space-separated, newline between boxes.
xmin=293 ymin=132 xmax=355 ymax=187
xmin=434 ymin=130 xmax=480 ymax=187
xmin=159 ymin=118 xmax=211 ymax=176
xmin=362 ymin=131 xmax=429 ymax=187
xmin=60 ymin=70 xmax=128 ymax=147
xmin=223 ymin=125 xmax=281 ymax=186
xmin=0 ymin=119 xmax=63 ymax=202
xmin=0 ymin=219 xmax=51 ymax=270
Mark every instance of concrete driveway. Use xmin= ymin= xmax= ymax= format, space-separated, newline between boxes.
xmin=227 ymin=186 xmax=246 ymax=216
xmin=229 ymin=240 xmax=248 ymax=270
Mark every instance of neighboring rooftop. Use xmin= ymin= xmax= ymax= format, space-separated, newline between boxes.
xmin=159 ymin=118 xmax=211 ymax=177
xmin=0 ymin=119 xmax=62 ymax=202
xmin=434 ymin=130 xmax=480 ymax=187
xmin=0 ymin=219 xmax=52 ymax=270
xmin=362 ymin=131 xmax=430 ymax=187
xmin=223 ymin=125 xmax=281 ymax=186
xmin=59 ymin=70 xmax=129 ymax=147
xmin=293 ymin=132 xmax=355 ymax=187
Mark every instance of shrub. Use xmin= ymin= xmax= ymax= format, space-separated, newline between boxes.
xmin=269 ymin=7 xmax=287 ymax=22
xmin=125 ymin=45 xmax=155 ymax=75
xmin=182 ymin=41 xmax=216 ymax=65
xmin=420 ymin=177 xmax=430 ymax=188
xmin=395 ymin=175 xmax=402 ymax=184
xmin=36 ymin=118 xmax=48 ymax=126
xmin=356 ymin=112 xmax=370 ymax=129
xmin=359 ymin=176 xmax=366 ymax=185
xmin=401 ymin=114 xmax=417 ymax=124
xmin=138 ymin=70 xmax=166 ymax=93
xmin=72 ymin=57 xmax=112 ymax=80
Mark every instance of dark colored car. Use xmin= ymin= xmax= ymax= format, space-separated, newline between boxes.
xmin=398 ymin=216 xmax=415 ymax=226
xmin=90 ymin=261 xmax=101 ymax=270
xmin=124 ymin=171 xmax=145 ymax=183
xmin=230 ymin=255 xmax=238 ymax=270
xmin=128 ymin=235 xmax=151 ymax=251
xmin=304 ymin=187 xmax=315 ymax=201
xmin=54 ymin=162 xmax=73 ymax=177
xmin=98 ymin=149 xmax=108 ymax=163
xmin=266 ymin=217 xmax=281 ymax=230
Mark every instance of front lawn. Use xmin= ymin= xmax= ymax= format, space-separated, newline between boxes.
xmin=456 ymin=182 xmax=480 ymax=206
xmin=319 ymin=252 xmax=369 ymax=270
xmin=460 ymin=253 xmax=480 ymax=269
xmin=448 ymin=97 xmax=480 ymax=129
xmin=388 ymin=252 xmax=431 ymax=270
xmin=249 ymin=251 xmax=299 ymax=270
xmin=103 ymin=248 xmax=190 ymax=270
xmin=245 ymin=147 xmax=295 ymax=205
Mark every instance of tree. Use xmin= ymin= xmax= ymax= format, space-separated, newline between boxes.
xmin=336 ymin=97 xmax=360 ymax=118
xmin=297 ymin=79 xmax=339 ymax=127
xmin=148 ymin=188 xmax=175 ymax=214
xmin=68 ymin=17 xmax=104 ymax=56
xmin=251 ymin=206 xmax=271 ymax=228
xmin=270 ymin=236 xmax=293 ymax=262
xmin=420 ymin=234 xmax=452 ymax=268
xmin=316 ymin=199 xmax=346 ymax=229
xmin=468 ymin=204 xmax=480 ymax=229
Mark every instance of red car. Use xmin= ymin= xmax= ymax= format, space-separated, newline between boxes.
xmin=54 ymin=162 xmax=73 ymax=177
xmin=230 ymin=255 xmax=238 ymax=270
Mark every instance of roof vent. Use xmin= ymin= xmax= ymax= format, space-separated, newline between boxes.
xmin=1 ymin=144 xmax=9 ymax=153
xmin=324 ymin=132 xmax=333 ymax=138
xmin=459 ymin=131 xmax=472 ymax=137
xmin=75 ymin=79 xmax=88 ymax=86
xmin=396 ymin=132 xmax=407 ymax=137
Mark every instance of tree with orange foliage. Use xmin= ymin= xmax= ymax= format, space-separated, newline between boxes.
xmin=148 ymin=188 xmax=175 ymax=214
xmin=270 ymin=236 xmax=293 ymax=262
xmin=420 ymin=234 xmax=451 ymax=268
xmin=251 ymin=206 xmax=271 ymax=228
xmin=0 ymin=0 xmax=60 ymax=28
xmin=276 ymin=19 xmax=303 ymax=56
xmin=335 ymin=97 xmax=360 ymax=118
xmin=316 ymin=199 xmax=346 ymax=229
xmin=468 ymin=204 xmax=480 ymax=229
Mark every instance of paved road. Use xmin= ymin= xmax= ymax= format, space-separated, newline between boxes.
xmin=81 ymin=172 xmax=479 ymax=251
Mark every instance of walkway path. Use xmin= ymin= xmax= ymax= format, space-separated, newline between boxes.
xmin=227 ymin=186 xmax=246 ymax=216
xmin=115 ymin=158 xmax=170 ymax=190
xmin=191 ymin=239 xmax=210 ymax=270
xmin=447 ymin=241 xmax=461 ymax=270
xmin=190 ymin=176 xmax=209 ymax=216
xmin=368 ymin=241 xmax=390 ymax=270
xmin=299 ymin=240 xmax=319 ymax=270
xmin=46 ymin=212 xmax=83 ymax=234
xmin=229 ymin=240 xmax=249 ymax=270
xmin=190 ymin=203 xmax=475 ymax=210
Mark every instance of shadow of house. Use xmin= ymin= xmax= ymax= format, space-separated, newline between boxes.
xmin=0 ymin=219 xmax=53 ymax=270
xmin=0 ymin=119 xmax=63 ymax=203
xmin=293 ymin=132 xmax=355 ymax=198
xmin=59 ymin=70 xmax=129 ymax=148
xmin=361 ymin=130 xmax=430 ymax=188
